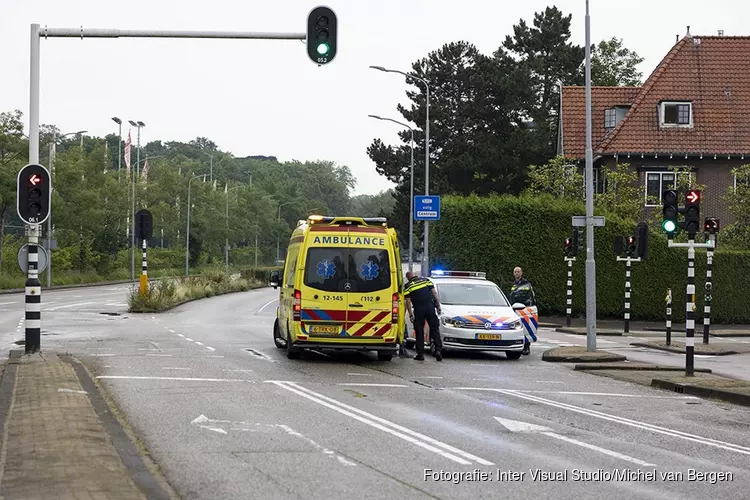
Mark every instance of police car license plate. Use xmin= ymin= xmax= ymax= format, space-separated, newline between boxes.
xmin=476 ymin=333 xmax=501 ymax=340
xmin=310 ymin=325 xmax=339 ymax=335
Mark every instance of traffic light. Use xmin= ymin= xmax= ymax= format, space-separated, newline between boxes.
xmin=564 ymin=237 xmax=574 ymax=257
xmin=683 ymin=189 xmax=701 ymax=236
xmin=661 ymin=189 xmax=678 ymax=234
xmin=704 ymin=217 xmax=719 ymax=234
xmin=635 ymin=221 xmax=649 ymax=260
xmin=135 ymin=209 xmax=153 ymax=241
xmin=571 ymin=227 xmax=582 ymax=256
xmin=17 ymin=164 xmax=51 ymax=225
xmin=625 ymin=235 xmax=636 ymax=257
xmin=307 ymin=6 xmax=337 ymax=65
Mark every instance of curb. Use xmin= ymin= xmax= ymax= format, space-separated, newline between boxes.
xmin=555 ymin=327 xmax=623 ymax=336
xmin=542 ymin=349 xmax=626 ymax=363
xmin=0 ymin=278 xmax=136 ymax=295
xmin=630 ymin=342 xmax=739 ymax=356
xmin=650 ymin=378 xmax=750 ymax=407
xmin=128 ymin=283 xmax=267 ymax=314
xmin=538 ymin=322 xmax=562 ymax=328
xmin=709 ymin=332 xmax=750 ymax=338
xmin=574 ymin=364 xmax=712 ymax=372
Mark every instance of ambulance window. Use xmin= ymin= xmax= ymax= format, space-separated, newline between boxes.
xmin=350 ymin=248 xmax=391 ymax=293
xmin=304 ymin=248 xmax=348 ymax=292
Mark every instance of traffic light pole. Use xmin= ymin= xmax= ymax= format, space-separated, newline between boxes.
xmin=703 ymin=233 xmax=716 ymax=344
xmin=665 ymin=287 xmax=672 ymax=346
xmin=140 ymin=239 xmax=148 ymax=297
xmin=564 ymin=257 xmax=575 ymax=327
xmin=615 ymin=256 xmax=641 ymax=333
xmin=668 ymin=237 xmax=714 ymax=376
xmin=25 ymin=224 xmax=42 ymax=353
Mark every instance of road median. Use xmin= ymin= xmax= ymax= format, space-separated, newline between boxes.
xmin=630 ymin=340 xmax=747 ymax=356
xmin=542 ymin=346 xmax=626 ymax=363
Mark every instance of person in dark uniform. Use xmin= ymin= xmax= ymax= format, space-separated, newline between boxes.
xmin=509 ymin=266 xmax=536 ymax=355
xmin=404 ymin=271 xmax=443 ymax=361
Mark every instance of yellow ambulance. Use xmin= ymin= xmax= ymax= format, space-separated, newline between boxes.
xmin=269 ymin=216 xmax=405 ymax=361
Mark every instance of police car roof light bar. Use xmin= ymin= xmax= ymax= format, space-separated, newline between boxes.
xmin=431 ymin=270 xmax=486 ymax=279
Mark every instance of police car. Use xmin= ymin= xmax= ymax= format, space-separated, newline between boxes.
xmin=405 ymin=270 xmax=534 ymax=360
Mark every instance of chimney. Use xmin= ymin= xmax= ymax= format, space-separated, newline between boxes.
xmin=686 ymin=25 xmax=692 ymax=37
xmin=718 ymin=29 xmax=725 ymax=36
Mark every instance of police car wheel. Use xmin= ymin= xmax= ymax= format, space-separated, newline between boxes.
xmin=273 ymin=319 xmax=286 ymax=349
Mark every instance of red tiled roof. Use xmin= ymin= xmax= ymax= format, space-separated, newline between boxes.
xmin=561 ymin=86 xmax=640 ymax=159
xmin=562 ymin=35 xmax=750 ymax=158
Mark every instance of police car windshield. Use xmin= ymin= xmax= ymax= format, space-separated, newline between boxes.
xmin=436 ymin=283 xmax=509 ymax=307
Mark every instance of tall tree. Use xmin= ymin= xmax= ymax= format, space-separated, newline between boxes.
xmin=591 ymin=37 xmax=645 ymax=86
xmin=0 ymin=110 xmax=27 ymax=273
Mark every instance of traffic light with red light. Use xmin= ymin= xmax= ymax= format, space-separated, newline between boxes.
xmin=661 ymin=189 xmax=678 ymax=234
xmin=704 ymin=217 xmax=720 ymax=234
xmin=683 ymin=189 xmax=701 ymax=236
xmin=625 ymin=235 xmax=636 ymax=257
xmin=307 ymin=6 xmax=337 ymax=65
xmin=17 ymin=164 xmax=51 ymax=225
xmin=564 ymin=237 xmax=574 ymax=257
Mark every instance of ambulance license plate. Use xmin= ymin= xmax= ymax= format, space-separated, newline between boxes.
xmin=476 ymin=333 xmax=501 ymax=340
xmin=310 ymin=325 xmax=339 ymax=335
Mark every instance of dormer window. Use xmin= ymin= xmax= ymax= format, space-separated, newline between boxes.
xmin=660 ymin=101 xmax=693 ymax=128
xmin=604 ymin=106 xmax=629 ymax=131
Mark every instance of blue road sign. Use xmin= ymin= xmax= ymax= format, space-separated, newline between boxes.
xmin=414 ymin=196 xmax=440 ymax=221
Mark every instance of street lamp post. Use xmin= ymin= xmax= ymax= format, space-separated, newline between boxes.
xmin=128 ymin=120 xmax=145 ymax=280
xmin=276 ymin=201 xmax=294 ymax=265
xmin=186 ymin=174 xmax=206 ymax=275
xmin=46 ymin=129 xmax=87 ymax=288
xmin=370 ymin=65 xmax=430 ymax=275
xmin=112 ymin=117 xmax=122 ymax=182
xmin=368 ymin=114 xmax=415 ymax=271
xmin=225 ymin=185 xmax=243 ymax=271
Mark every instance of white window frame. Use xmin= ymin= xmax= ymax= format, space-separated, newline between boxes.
xmin=734 ymin=173 xmax=750 ymax=192
xmin=604 ymin=108 xmax=616 ymax=129
xmin=644 ymin=170 xmax=693 ymax=207
xmin=660 ymin=101 xmax=693 ymax=128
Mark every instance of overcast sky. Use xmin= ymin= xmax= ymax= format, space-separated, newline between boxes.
xmin=0 ymin=0 xmax=739 ymax=195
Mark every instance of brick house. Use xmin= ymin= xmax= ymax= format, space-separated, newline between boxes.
xmin=558 ymin=31 xmax=750 ymax=225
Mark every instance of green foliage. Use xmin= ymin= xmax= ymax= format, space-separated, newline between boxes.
xmin=524 ymin=155 xmax=583 ymax=200
xmin=590 ymin=37 xmax=645 ymax=86
xmin=722 ymin=164 xmax=750 ymax=248
xmin=127 ymin=271 xmax=263 ymax=312
xmin=594 ymin=162 xmax=643 ymax=221
xmin=432 ymin=194 xmax=750 ymax=323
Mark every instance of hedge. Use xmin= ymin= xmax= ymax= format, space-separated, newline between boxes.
xmin=430 ymin=194 xmax=750 ymax=324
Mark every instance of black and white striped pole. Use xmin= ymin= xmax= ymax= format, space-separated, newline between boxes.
xmin=140 ymin=239 xmax=148 ymax=296
xmin=615 ymin=256 xmax=641 ymax=332
xmin=565 ymin=257 xmax=575 ymax=327
xmin=665 ymin=287 xmax=672 ymax=346
xmin=135 ymin=209 xmax=153 ymax=297
xmin=17 ymin=164 xmax=51 ymax=354
xmin=686 ymin=238 xmax=696 ymax=376
xmin=703 ymin=230 xmax=717 ymax=344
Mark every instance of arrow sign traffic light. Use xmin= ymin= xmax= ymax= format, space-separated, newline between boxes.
xmin=17 ymin=164 xmax=51 ymax=225
xmin=683 ymin=189 xmax=701 ymax=236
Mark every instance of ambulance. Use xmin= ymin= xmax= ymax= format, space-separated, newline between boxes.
xmin=269 ymin=216 xmax=405 ymax=360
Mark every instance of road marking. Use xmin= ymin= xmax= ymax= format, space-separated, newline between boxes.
xmin=162 ymin=367 xmax=192 ymax=370
xmin=177 ymin=334 xmax=185 ymax=338
xmin=205 ymin=346 xmax=216 ymax=351
xmin=267 ymin=381 xmax=494 ymax=466
xmin=88 ymin=353 xmax=115 ymax=357
xmin=494 ymin=417 xmax=655 ymax=466
xmin=168 ymin=329 xmax=176 ymax=333
xmin=0 ymin=301 xmax=17 ymax=306
xmin=47 ymin=301 xmax=97 ymax=311
xmin=185 ymin=338 xmax=194 ymax=342
xmin=256 ymin=298 xmax=278 ymax=314
xmin=337 ymin=383 xmax=408 ymax=388
xmin=207 ymin=355 xmax=224 ymax=358
xmin=457 ymin=388 xmax=750 ymax=456
xmin=535 ymin=381 xmax=565 ymax=384
xmin=97 ymin=376 xmax=252 ymax=382
xmin=421 ymin=376 xmax=444 ymax=379
xmin=194 ymin=341 xmax=204 ymax=346
xmin=518 ymin=390 xmax=697 ymax=399
xmin=146 ymin=354 xmax=173 ymax=357
xmin=224 ymin=369 xmax=253 ymax=372
xmin=347 ymin=373 xmax=373 ymax=376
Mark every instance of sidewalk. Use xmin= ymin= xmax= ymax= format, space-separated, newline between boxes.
xmin=542 ymin=314 xmax=750 ymax=336
xmin=0 ymin=351 xmax=173 ymax=500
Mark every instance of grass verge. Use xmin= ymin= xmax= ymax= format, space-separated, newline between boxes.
xmin=127 ymin=270 xmax=264 ymax=313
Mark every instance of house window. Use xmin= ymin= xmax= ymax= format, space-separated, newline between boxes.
xmin=604 ymin=109 xmax=616 ymax=129
xmin=734 ymin=173 xmax=750 ymax=192
xmin=660 ymin=102 xmax=693 ymax=127
xmin=645 ymin=171 xmax=693 ymax=206
xmin=583 ymin=168 xmax=606 ymax=194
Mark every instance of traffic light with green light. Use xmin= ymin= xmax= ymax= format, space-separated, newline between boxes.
xmin=661 ymin=189 xmax=678 ymax=234
xmin=307 ymin=6 xmax=337 ymax=65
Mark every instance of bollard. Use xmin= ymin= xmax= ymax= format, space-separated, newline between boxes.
xmin=565 ymin=257 xmax=574 ymax=327
xmin=139 ymin=238 xmax=148 ymax=296
xmin=665 ymin=287 xmax=672 ymax=346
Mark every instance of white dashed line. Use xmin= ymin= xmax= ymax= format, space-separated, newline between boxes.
xmin=169 ymin=329 xmax=176 ymax=333
xmin=162 ymin=367 xmax=192 ymax=370
xmin=185 ymin=338 xmax=194 ymax=342
xmin=177 ymin=334 xmax=185 ymax=338
xmin=146 ymin=354 xmax=173 ymax=357
xmin=194 ymin=341 xmax=204 ymax=346
xmin=205 ymin=346 xmax=216 ymax=351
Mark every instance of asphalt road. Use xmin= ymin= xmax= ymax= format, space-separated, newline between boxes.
xmin=3 ymin=285 xmax=749 ymax=499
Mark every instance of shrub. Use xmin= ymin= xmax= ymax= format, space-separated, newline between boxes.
xmin=431 ymin=194 xmax=750 ymax=323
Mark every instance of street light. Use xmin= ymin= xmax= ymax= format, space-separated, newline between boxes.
xmin=128 ymin=120 xmax=145 ymax=280
xmin=250 ymin=224 xmax=261 ymax=267
xmin=46 ymin=129 xmax=87 ymax=288
xmin=197 ymin=145 xmax=214 ymax=182
xmin=276 ymin=201 xmax=294 ymax=264
xmin=225 ymin=185 xmax=244 ymax=271
xmin=185 ymin=174 xmax=206 ymax=275
xmin=368 ymin=114 xmax=415 ymax=271
xmin=112 ymin=117 xmax=122 ymax=182
xmin=370 ymin=65 xmax=431 ymax=275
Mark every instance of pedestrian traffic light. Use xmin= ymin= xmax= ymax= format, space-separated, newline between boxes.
xmin=307 ymin=6 xmax=337 ymax=65
xmin=635 ymin=221 xmax=648 ymax=260
xmin=17 ymin=164 xmax=51 ymax=225
xmin=661 ymin=189 xmax=678 ymax=234
xmin=683 ymin=189 xmax=701 ymax=236
xmin=625 ymin=235 xmax=636 ymax=257
xmin=704 ymin=217 xmax=719 ymax=234
xmin=564 ymin=237 xmax=574 ymax=257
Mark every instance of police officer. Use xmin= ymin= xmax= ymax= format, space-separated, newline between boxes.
xmin=404 ymin=271 xmax=443 ymax=361
xmin=509 ymin=266 xmax=536 ymax=355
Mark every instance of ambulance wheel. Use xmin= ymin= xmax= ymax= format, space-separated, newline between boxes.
xmin=377 ymin=352 xmax=393 ymax=362
xmin=273 ymin=319 xmax=286 ymax=349
xmin=286 ymin=326 xmax=300 ymax=359
xmin=506 ymin=351 xmax=522 ymax=360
